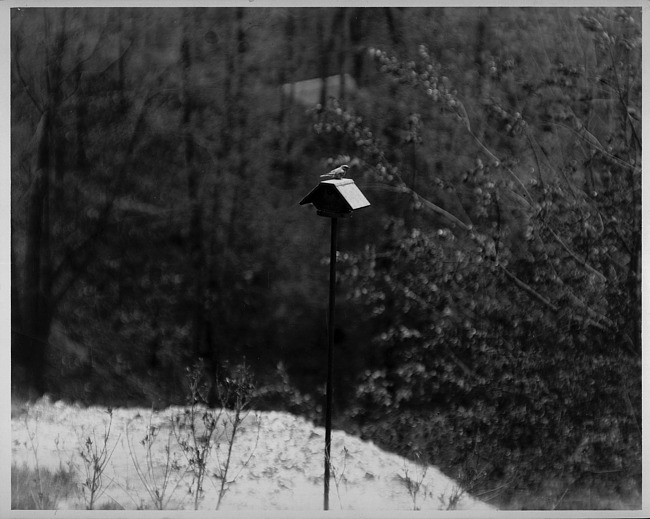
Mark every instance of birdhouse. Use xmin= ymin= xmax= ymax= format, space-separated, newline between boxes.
xmin=299 ymin=179 xmax=370 ymax=218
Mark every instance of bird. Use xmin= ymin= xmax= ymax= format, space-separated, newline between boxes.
xmin=320 ymin=164 xmax=349 ymax=180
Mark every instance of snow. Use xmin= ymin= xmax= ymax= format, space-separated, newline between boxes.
xmin=11 ymin=396 xmax=495 ymax=512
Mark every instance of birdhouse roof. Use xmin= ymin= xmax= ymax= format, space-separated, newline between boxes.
xmin=299 ymin=179 xmax=370 ymax=217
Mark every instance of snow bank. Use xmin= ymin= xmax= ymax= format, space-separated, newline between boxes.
xmin=11 ymin=397 xmax=494 ymax=511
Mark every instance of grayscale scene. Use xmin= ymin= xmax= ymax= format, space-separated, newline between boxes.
xmin=10 ymin=6 xmax=641 ymax=511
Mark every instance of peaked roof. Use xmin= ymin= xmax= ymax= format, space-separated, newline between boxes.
xmin=299 ymin=179 xmax=370 ymax=217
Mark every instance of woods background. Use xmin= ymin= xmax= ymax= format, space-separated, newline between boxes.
xmin=10 ymin=6 xmax=641 ymax=509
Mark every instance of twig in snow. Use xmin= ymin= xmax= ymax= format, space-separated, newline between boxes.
xmin=78 ymin=407 xmax=120 ymax=510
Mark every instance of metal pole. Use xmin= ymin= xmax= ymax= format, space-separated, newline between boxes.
xmin=324 ymin=216 xmax=337 ymax=510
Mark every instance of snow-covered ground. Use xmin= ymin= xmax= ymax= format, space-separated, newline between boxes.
xmin=11 ymin=397 xmax=495 ymax=512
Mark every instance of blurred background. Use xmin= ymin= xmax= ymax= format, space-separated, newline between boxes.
xmin=11 ymin=6 xmax=641 ymax=509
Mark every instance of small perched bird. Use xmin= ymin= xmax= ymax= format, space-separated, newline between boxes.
xmin=320 ymin=164 xmax=349 ymax=180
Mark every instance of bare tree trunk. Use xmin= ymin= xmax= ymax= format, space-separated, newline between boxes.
xmin=277 ymin=11 xmax=296 ymax=185
xmin=180 ymin=17 xmax=207 ymax=365
xmin=337 ymin=8 xmax=350 ymax=101
xmin=317 ymin=12 xmax=332 ymax=108
xmin=49 ymin=10 xmax=67 ymax=199
xmin=226 ymin=8 xmax=249 ymax=249
xmin=383 ymin=7 xmax=403 ymax=47
xmin=74 ymin=49 xmax=88 ymax=171
xmin=349 ymin=8 xmax=366 ymax=84
xmin=20 ymin=109 xmax=52 ymax=395
xmin=473 ymin=8 xmax=492 ymax=141
xmin=221 ymin=10 xmax=235 ymax=157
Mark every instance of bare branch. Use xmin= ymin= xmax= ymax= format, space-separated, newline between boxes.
xmin=92 ymin=38 xmax=134 ymax=81
xmin=499 ymin=264 xmax=559 ymax=312
xmin=12 ymin=43 xmax=44 ymax=113
xmin=413 ymin=192 xmax=472 ymax=231
xmin=562 ymin=286 xmax=614 ymax=329
xmin=607 ymin=44 xmax=642 ymax=153
xmin=365 ymin=183 xmax=472 ymax=231
xmin=543 ymin=224 xmax=608 ymax=283
xmin=558 ymin=122 xmax=638 ymax=173
xmin=443 ymin=344 xmax=475 ymax=379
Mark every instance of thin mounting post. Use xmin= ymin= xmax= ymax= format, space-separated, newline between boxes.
xmin=324 ymin=216 xmax=337 ymax=510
